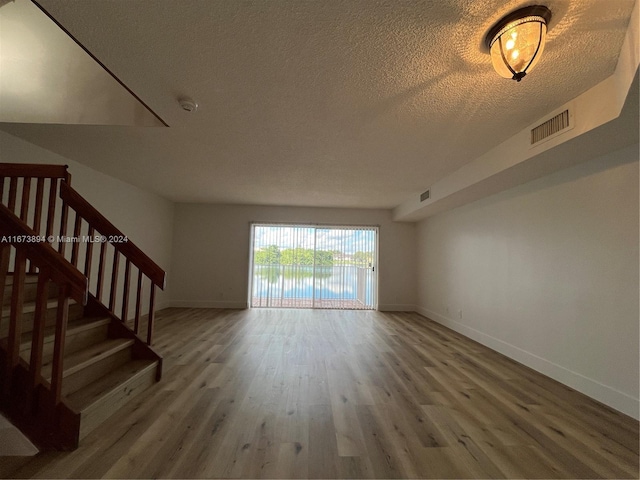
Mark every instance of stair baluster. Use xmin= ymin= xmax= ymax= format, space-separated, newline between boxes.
xmin=29 ymin=178 xmax=46 ymax=273
xmin=28 ymin=271 xmax=49 ymax=388
xmin=96 ymin=241 xmax=107 ymax=303
xmin=109 ymin=251 xmax=119 ymax=312
xmin=5 ymin=249 xmax=26 ymax=391
xmin=45 ymin=178 xmax=58 ymax=241
xmin=50 ymin=285 xmax=69 ymax=404
xmin=84 ymin=226 xmax=95 ymax=279
xmin=121 ymin=259 xmax=131 ymax=324
xmin=134 ymin=270 xmax=143 ymax=335
xmin=7 ymin=177 xmax=17 ymax=212
xmin=70 ymin=213 xmax=82 ymax=267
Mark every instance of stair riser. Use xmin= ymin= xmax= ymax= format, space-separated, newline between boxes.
xmin=79 ymin=363 xmax=158 ymax=439
xmin=0 ymin=304 xmax=84 ymax=339
xmin=2 ymin=281 xmax=59 ymax=305
xmin=20 ymin=323 xmax=110 ymax=366
xmin=63 ymin=347 xmax=132 ymax=397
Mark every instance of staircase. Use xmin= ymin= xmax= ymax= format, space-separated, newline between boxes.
xmin=0 ymin=164 xmax=164 ymax=449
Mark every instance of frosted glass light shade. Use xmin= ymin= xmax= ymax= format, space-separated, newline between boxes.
xmin=485 ymin=6 xmax=552 ymax=82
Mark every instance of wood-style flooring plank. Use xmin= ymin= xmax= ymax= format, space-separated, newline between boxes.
xmin=2 ymin=307 xmax=637 ymax=479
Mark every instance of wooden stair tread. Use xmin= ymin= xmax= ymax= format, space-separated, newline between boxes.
xmin=2 ymin=298 xmax=77 ymax=317
xmin=65 ymin=359 xmax=158 ymax=413
xmin=19 ymin=317 xmax=111 ymax=350
xmin=42 ymin=338 xmax=134 ymax=381
xmin=4 ymin=274 xmax=40 ymax=286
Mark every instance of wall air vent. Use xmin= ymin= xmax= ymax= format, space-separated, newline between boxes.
xmin=530 ymin=108 xmax=573 ymax=146
xmin=420 ymin=189 xmax=431 ymax=202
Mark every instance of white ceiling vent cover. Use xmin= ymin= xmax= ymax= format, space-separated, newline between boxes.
xmin=420 ymin=189 xmax=431 ymax=202
xmin=530 ymin=106 xmax=574 ymax=147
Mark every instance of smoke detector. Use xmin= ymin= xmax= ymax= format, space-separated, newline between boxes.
xmin=178 ymin=97 xmax=198 ymax=112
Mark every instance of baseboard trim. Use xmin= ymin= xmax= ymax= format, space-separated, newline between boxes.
xmin=156 ymin=301 xmax=172 ymax=312
xmin=378 ymin=304 xmax=417 ymax=312
xmin=414 ymin=306 xmax=639 ymax=420
xmin=169 ymin=302 xmax=417 ymax=311
xmin=169 ymin=300 xmax=248 ymax=309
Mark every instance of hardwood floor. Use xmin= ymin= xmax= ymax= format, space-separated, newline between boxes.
xmin=1 ymin=308 xmax=638 ymax=479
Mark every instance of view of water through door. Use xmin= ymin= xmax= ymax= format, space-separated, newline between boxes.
xmin=250 ymin=224 xmax=377 ymax=309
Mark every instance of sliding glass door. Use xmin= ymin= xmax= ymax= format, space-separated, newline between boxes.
xmin=250 ymin=224 xmax=377 ymax=310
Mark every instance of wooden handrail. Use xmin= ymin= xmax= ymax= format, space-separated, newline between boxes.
xmin=0 ymin=204 xmax=87 ymax=304
xmin=0 ymin=163 xmax=71 ymax=183
xmin=59 ymin=182 xmax=166 ymax=289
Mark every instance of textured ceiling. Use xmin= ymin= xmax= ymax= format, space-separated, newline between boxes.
xmin=0 ymin=0 xmax=635 ymax=207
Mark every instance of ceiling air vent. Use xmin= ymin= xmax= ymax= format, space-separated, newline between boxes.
xmin=420 ymin=189 xmax=431 ymax=202
xmin=530 ymin=108 xmax=573 ymax=146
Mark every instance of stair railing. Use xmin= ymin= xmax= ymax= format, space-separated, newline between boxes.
xmin=58 ymin=182 xmax=166 ymax=344
xmin=0 ymin=204 xmax=88 ymax=404
xmin=0 ymin=163 xmax=166 ymax=346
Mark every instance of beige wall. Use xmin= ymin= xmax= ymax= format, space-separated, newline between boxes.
xmin=0 ymin=130 xmax=175 ymax=310
xmin=415 ymin=144 xmax=639 ymax=418
xmin=170 ymin=204 xmax=416 ymax=311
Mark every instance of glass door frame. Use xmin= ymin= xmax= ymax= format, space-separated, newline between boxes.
xmin=247 ymin=222 xmax=379 ymax=310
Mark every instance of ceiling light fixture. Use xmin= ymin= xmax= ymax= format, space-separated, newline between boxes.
xmin=485 ymin=5 xmax=552 ymax=82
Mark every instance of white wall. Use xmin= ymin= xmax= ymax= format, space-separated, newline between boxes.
xmin=0 ymin=130 xmax=175 ymax=310
xmin=5 ymin=128 xmax=636 ymax=419
xmin=170 ymin=204 xmax=416 ymax=311
xmin=415 ymin=144 xmax=639 ymax=419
